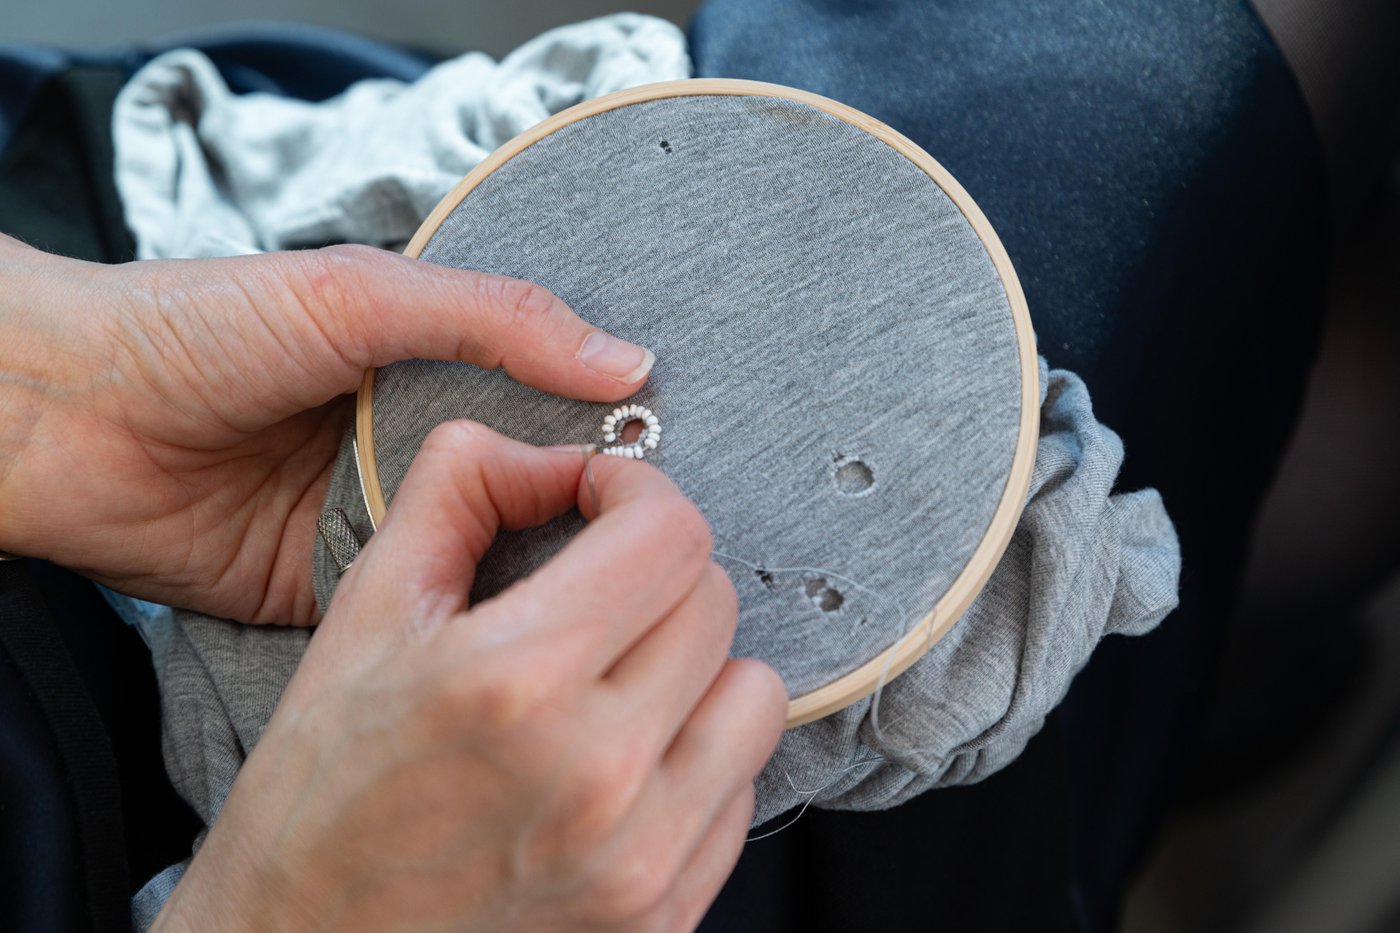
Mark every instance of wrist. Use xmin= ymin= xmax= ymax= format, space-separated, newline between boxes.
xmin=153 ymin=830 xmax=324 ymax=933
xmin=0 ymin=238 xmax=96 ymax=558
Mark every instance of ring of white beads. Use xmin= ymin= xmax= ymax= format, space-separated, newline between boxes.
xmin=601 ymin=405 xmax=661 ymax=459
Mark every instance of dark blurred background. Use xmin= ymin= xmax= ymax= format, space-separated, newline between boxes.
xmin=6 ymin=1 xmax=1399 ymax=931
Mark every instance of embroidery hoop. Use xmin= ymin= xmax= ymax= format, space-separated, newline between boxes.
xmin=353 ymin=79 xmax=1039 ymax=727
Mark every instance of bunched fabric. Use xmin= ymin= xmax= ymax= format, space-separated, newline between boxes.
xmin=113 ymin=13 xmax=691 ymax=260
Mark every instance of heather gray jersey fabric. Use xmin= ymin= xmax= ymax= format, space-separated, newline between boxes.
xmin=367 ymin=93 xmax=1022 ymax=697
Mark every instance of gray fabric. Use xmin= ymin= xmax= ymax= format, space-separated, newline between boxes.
xmin=131 ymin=863 xmax=186 ymax=931
xmin=372 ymin=94 xmax=1021 ymax=695
xmin=112 ymin=14 xmax=691 ymax=259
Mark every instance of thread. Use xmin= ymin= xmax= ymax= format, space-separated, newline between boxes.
xmin=746 ymin=756 xmax=884 ymax=842
xmin=710 ymin=547 xmax=945 ymax=835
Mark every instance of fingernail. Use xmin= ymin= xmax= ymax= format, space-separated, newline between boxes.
xmin=578 ymin=331 xmax=655 ymax=383
xmin=545 ymin=443 xmax=597 ymax=453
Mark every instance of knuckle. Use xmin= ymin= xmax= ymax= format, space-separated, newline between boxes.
xmin=288 ymin=245 xmax=373 ymax=309
xmin=652 ymin=496 xmax=713 ymax=565
xmin=317 ymin=242 xmax=386 ymax=268
xmin=487 ymin=275 xmax=561 ymax=332
xmin=584 ymin=847 xmax=673 ymax=925
xmin=437 ymin=659 xmax=548 ymax=735
xmin=279 ymin=245 xmax=387 ymax=362
xmin=420 ymin=419 xmax=494 ymax=459
xmin=553 ymin=751 xmax=639 ymax=856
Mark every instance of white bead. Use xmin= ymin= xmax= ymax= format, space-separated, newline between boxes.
xmin=599 ymin=407 xmax=661 ymax=459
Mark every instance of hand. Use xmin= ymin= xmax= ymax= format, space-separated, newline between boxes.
xmin=0 ymin=234 xmax=654 ymax=623
xmin=154 ymin=422 xmax=787 ymax=932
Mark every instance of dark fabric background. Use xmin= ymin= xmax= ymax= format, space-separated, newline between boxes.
xmin=690 ymin=1 xmax=1327 ymax=930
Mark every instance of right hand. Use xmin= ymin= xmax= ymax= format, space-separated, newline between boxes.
xmin=153 ymin=421 xmax=787 ymax=932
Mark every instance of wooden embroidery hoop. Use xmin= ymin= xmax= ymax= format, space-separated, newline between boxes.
xmin=354 ymin=79 xmax=1039 ymax=728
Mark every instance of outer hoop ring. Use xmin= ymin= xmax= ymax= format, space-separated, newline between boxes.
xmin=354 ymin=78 xmax=1039 ymax=728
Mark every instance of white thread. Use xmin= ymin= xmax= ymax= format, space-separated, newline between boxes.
xmin=712 ymin=547 xmax=943 ymax=814
xmin=745 ymin=756 xmax=885 ymax=842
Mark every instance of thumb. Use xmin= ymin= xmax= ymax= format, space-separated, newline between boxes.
xmin=120 ymin=244 xmax=654 ymax=426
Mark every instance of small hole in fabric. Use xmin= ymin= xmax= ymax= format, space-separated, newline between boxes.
xmin=756 ymin=569 xmax=777 ymax=590
xmin=833 ymin=456 xmax=875 ymax=496
xmin=659 ymin=139 xmax=673 ymax=154
xmin=803 ymin=577 xmax=845 ymax=613
xmin=620 ymin=419 xmax=644 ymax=444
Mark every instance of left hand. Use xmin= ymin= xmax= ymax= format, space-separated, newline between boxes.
xmin=0 ymin=234 xmax=655 ymax=624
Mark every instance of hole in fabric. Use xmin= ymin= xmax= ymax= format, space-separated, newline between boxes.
xmin=620 ymin=419 xmax=644 ymax=444
xmin=756 ymin=569 xmax=777 ymax=590
xmin=659 ymin=139 xmax=673 ymax=154
xmin=833 ymin=457 xmax=875 ymax=496
xmin=803 ymin=577 xmax=845 ymax=613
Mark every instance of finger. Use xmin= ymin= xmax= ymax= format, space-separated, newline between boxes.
xmin=156 ymin=245 xmax=654 ymax=422
xmin=600 ymin=562 xmax=739 ymax=758
xmin=593 ymin=784 xmax=755 ymax=933
xmin=663 ymin=785 xmax=756 ymax=933
xmin=475 ymin=453 xmax=716 ymax=681
xmin=588 ymin=660 xmax=782 ymax=928
xmin=336 ymin=421 xmax=586 ymax=634
xmin=659 ymin=658 xmax=786 ymax=821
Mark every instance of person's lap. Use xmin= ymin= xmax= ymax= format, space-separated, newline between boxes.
xmin=690 ymin=1 xmax=1326 ymax=929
